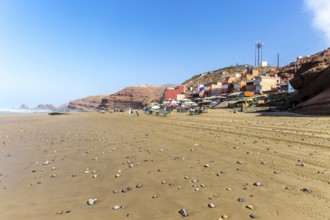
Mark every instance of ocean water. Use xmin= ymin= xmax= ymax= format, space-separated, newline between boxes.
xmin=0 ymin=108 xmax=52 ymax=114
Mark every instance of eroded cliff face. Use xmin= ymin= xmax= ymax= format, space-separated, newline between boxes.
xmin=99 ymin=86 xmax=165 ymax=111
xmin=68 ymin=95 xmax=109 ymax=111
xmin=285 ymin=48 xmax=330 ymax=115
xmin=67 ymin=85 xmax=165 ymax=112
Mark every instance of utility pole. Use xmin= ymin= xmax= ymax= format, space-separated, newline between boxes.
xmin=277 ymin=53 xmax=280 ymax=68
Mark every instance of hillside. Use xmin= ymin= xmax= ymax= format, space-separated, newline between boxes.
xmin=99 ymin=85 xmax=165 ymax=110
xmin=68 ymin=85 xmax=165 ymax=111
xmin=68 ymin=94 xmax=110 ymax=111
xmin=182 ymin=65 xmax=278 ymax=88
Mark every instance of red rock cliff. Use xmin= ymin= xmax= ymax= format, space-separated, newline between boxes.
xmin=99 ymin=85 xmax=165 ymax=110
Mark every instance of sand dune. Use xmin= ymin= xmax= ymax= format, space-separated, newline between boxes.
xmin=0 ymin=111 xmax=329 ymax=220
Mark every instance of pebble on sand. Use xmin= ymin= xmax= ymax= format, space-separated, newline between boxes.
xmin=221 ymin=214 xmax=228 ymax=219
xmin=301 ymin=188 xmax=311 ymax=193
xmin=87 ymin=198 xmax=97 ymax=205
xmin=253 ymin=182 xmax=261 ymax=187
xmin=237 ymin=197 xmax=246 ymax=202
xmin=178 ymin=208 xmax=188 ymax=217
xmin=249 ymin=213 xmax=257 ymax=218
xmin=112 ymin=205 xmax=121 ymax=210
xmin=208 ymin=203 xmax=215 ymax=208
xmin=246 ymin=205 xmax=255 ymax=210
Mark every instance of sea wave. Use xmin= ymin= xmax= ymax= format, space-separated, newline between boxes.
xmin=0 ymin=109 xmax=52 ymax=114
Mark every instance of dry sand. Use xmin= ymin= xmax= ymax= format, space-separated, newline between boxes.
xmin=0 ymin=110 xmax=329 ymax=220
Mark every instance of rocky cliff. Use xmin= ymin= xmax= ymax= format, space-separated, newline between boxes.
xmin=99 ymin=85 xmax=165 ymax=111
xmin=68 ymin=94 xmax=109 ymax=111
xmin=283 ymin=48 xmax=330 ymax=115
xmin=67 ymin=85 xmax=165 ymax=112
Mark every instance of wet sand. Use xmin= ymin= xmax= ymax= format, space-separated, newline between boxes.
xmin=0 ymin=111 xmax=329 ymax=220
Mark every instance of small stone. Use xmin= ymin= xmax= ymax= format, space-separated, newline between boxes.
xmin=128 ymin=164 xmax=134 ymax=168
xmin=301 ymin=188 xmax=311 ymax=193
xmin=237 ymin=197 xmax=246 ymax=202
xmin=51 ymin=174 xmax=57 ymax=177
xmin=178 ymin=208 xmax=188 ymax=217
xmin=92 ymin=174 xmax=97 ymax=178
xmin=113 ymin=190 xmax=118 ymax=193
xmin=208 ymin=203 xmax=215 ymax=208
xmin=43 ymin=160 xmax=50 ymax=165
xmin=177 ymin=186 xmax=182 ymax=189
xmin=161 ymin=180 xmax=166 ymax=184
xmin=136 ymin=184 xmax=142 ymax=188
xmin=194 ymin=188 xmax=200 ymax=191
xmin=237 ymin=160 xmax=243 ymax=164
xmin=127 ymin=213 xmax=132 ymax=218
xmin=246 ymin=205 xmax=255 ymax=210
xmin=87 ymin=198 xmax=97 ymax=205
xmin=112 ymin=205 xmax=121 ymax=210
xmin=200 ymin=184 xmax=205 ymax=188
xmin=226 ymin=187 xmax=232 ymax=191
xmin=253 ymin=182 xmax=261 ymax=187
xmin=222 ymin=214 xmax=228 ymax=219
xmin=115 ymin=174 xmax=120 ymax=178
xmin=52 ymin=167 xmax=56 ymax=170
xmin=152 ymin=194 xmax=158 ymax=199
xmin=184 ymin=176 xmax=189 ymax=180
xmin=249 ymin=213 xmax=257 ymax=218
xmin=204 ymin=164 xmax=209 ymax=168
xmin=192 ymin=179 xmax=198 ymax=183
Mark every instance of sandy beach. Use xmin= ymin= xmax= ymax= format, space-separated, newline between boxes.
xmin=0 ymin=110 xmax=329 ymax=220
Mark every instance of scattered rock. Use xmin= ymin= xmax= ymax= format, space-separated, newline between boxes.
xmin=253 ymin=182 xmax=261 ymax=187
xmin=301 ymin=188 xmax=311 ymax=193
xmin=112 ymin=205 xmax=121 ymax=210
xmin=178 ymin=208 xmax=188 ymax=217
xmin=249 ymin=213 xmax=257 ymax=218
xmin=237 ymin=197 xmax=246 ymax=202
xmin=221 ymin=214 xmax=228 ymax=219
xmin=246 ymin=205 xmax=255 ymax=210
xmin=87 ymin=198 xmax=97 ymax=205
xmin=208 ymin=203 xmax=215 ymax=208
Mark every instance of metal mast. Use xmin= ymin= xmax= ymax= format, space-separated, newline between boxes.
xmin=255 ymin=41 xmax=263 ymax=66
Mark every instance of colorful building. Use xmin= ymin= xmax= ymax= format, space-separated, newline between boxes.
xmin=164 ymin=85 xmax=185 ymax=101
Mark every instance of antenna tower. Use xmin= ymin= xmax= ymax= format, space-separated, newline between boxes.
xmin=255 ymin=41 xmax=263 ymax=67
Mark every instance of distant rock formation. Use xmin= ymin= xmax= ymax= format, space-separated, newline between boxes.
xmin=19 ymin=104 xmax=29 ymax=109
xmin=67 ymin=85 xmax=165 ymax=112
xmin=68 ymin=94 xmax=109 ymax=112
xmin=35 ymin=104 xmax=56 ymax=110
xmin=99 ymin=85 xmax=165 ymax=111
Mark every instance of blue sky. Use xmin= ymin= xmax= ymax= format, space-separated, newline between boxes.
xmin=0 ymin=0 xmax=329 ymax=108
